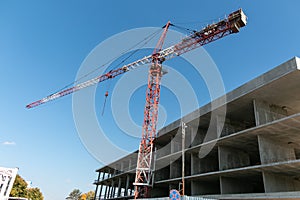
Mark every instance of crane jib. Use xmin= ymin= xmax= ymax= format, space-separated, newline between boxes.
xmin=26 ymin=9 xmax=246 ymax=109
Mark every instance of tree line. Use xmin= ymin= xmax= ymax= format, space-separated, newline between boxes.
xmin=10 ymin=174 xmax=94 ymax=200
xmin=67 ymin=189 xmax=95 ymax=200
xmin=10 ymin=174 xmax=44 ymax=200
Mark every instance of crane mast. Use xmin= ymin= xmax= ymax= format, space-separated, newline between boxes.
xmin=26 ymin=9 xmax=247 ymax=199
xmin=133 ymin=21 xmax=171 ymax=198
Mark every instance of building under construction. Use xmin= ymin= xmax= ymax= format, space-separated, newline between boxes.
xmin=93 ymin=57 xmax=300 ymax=199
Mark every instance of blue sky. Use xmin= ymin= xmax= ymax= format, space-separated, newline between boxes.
xmin=0 ymin=1 xmax=300 ymax=199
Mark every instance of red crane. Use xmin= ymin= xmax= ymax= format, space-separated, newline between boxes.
xmin=26 ymin=9 xmax=247 ymax=198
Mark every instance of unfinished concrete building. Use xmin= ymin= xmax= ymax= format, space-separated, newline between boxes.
xmin=93 ymin=57 xmax=300 ymax=199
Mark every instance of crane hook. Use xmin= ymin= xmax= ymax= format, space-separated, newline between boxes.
xmin=102 ymin=91 xmax=109 ymax=116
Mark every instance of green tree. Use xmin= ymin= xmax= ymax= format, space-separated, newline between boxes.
xmin=10 ymin=174 xmax=28 ymax=197
xmin=27 ymin=187 xmax=44 ymax=200
xmin=68 ymin=189 xmax=82 ymax=200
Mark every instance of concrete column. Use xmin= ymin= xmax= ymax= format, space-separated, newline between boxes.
xmin=98 ymin=184 xmax=103 ymax=200
xmin=113 ymin=187 xmax=116 ymax=198
xmin=128 ymin=158 xmax=132 ymax=170
xmin=130 ymin=187 xmax=133 ymax=196
xmin=184 ymin=124 xmax=191 ymax=149
xmin=218 ymin=145 xmax=250 ymax=170
xmin=125 ymin=175 xmax=130 ymax=196
xmin=102 ymin=171 xmax=106 ymax=180
xmin=94 ymin=185 xmax=99 ymax=200
xmin=117 ymin=177 xmax=122 ymax=197
xmin=258 ymin=135 xmax=295 ymax=164
xmin=112 ymin=185 xmax=116 ymax=199
xmin=94 ymin=172 xmax=101 ymax=200
xmin=263 ymin=171 xmax=300 ymax=192
xmin=109 ymin=180 xmax=115 ymax=198
xmin=253 ymin=99 xmax=287 ymax=126
xmin=98 ymin=172 xmax=102 ymax=180
xmin=109 ymin=187 xmax=113 ymax=199
xmin=121 ymin=162 xmax=124 ymax=172
xmin=169 ymin=130 xmax=183 ymax=179
xmin=112 ymin=186 xmax=117 ymax=198
xmin=113 ymin=167 xmax=117 ymax=176
xmin=105 ymin=186 xmax=110 ymax=199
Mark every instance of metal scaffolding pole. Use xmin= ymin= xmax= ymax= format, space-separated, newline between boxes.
xmin=181 ymin=121 xmax=187 ymax=196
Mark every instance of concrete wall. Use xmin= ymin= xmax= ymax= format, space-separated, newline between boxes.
xmin=191 ymin=152 xmax=201 ymax=175
xmin=151 ymin=186 xmax=168 ymax=198
xmin=218 ymin=146 xmax=250 ymax=170
xmin=190 ymin=126 xmax=206 ymax=147
xmin=155 ymin=164 xmax=170 ymax=182
xmin=258 ymin=135 xmax=296 ymax=164
xmin=191 ymin=180 xmax=220 ymax=195
xmin=220 ymin=176 xmax=256 ymax=194
xmin=170 ymin=159 xmax=182 ymax=179
xmin=156 ymin=142 xmax=171 ymax=159
xmin=253 ymin=99 xmax=288 ymax=126
xmin=171 ymin=134 xmax=182 ymax=154
xmin=263 ymin=172 xmax=300 ymax=192
xmin=199 ymin=154 xmax=219 ymax=173
xmin=191 ymin=151 xmax=218 ymax=175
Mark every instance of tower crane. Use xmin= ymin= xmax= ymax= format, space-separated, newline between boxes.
xmin=26 ymin=9 xmax=247 ymax=198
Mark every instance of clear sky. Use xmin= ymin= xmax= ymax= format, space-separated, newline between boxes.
xmin=0 ymin=1 xmax=300 ymax=199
